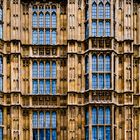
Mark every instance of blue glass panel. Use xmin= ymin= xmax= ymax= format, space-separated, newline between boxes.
xmin=99 ymin=126 xmax=104 ymax=140
xmin=39 ymin=129 xmax=44 ymax=140
xmin=33 ymin=80 xmax=38 ymax=94
xmin=39 ymin=112 xmax=44 ymax=128
xmin=39 ymin=30 xmax=44 ymax=44
xmin=99 ymin=74 xmax=104 ymax=89
xmin=105 ymin=3 xmax=110 ymax=18
xmin=52 ymin=30 xmax=56 ymax=45
xmin=46 ymin=13 xmax=50 ymax=27
xmin=85 ymin=75 xmax=89 ymax=90
xmin=105 ymin=21 xmax=110 ymax=36
xmin=98 ymin=55 xmax=104 ymax=71
xmin=92 ymin=107 xmax=97 ymax=124
xmin=46 ymin=30 xmax=50 ymax=44
xmin=92 ymin=21 xmax=97 ymax=36
xmin=39 ymin=80 xmax=44 ymax=94
xmin=0 ymin=7 xmax=2 ymax=21
xmin=85 ymin=110 xmax=89 ymax=125
xmin=85 ymin=22 xmax=89 ymax=38
xmin=0 ymin=76 xmax=2 ymax=91
xmin=39 ymin=62 xmax=44 ymax=78
xmin=0 ymin=24 xmax=3 ymax=39
xmin=33 ymin=61 xmax=38 ymax=77
xmin=52 ymin=80 xmax=56 ymax=95
xmin=106 ymin=107 xmax=111 ymax=124
xmin=98 ymin=2 xmax=104 ymax=18
xmin=33 ymin=112 xmax=38 ymax=128
xmin=52 ymin=130 xmax=57 ymax=140
xmin=39 ymin=13 xmax=44 ymax=27
xmin=52 ymin=62 xmax=56 ymax=78
xmin=106 ymin=126 xmax=111 ymax=140
xmin=46 ymin=80 xmax=50 ymax=94
xmin=92 ymin=3 xmax=97 ymax=18
xmin=52 ymin=13 xmax=56 ymax=28
xmin=98 ymin=21 xmax=104 ymax=36
xmin=92 ymin=126 xmax=97 ymax=140
xmin=92 ymin=74 xmax=97 ymax=89
xmin=85 ymin=56 xmax=89 ymax=73
xmin=85 ymin=6 xmax=89 ymax=20
xmin=46 ymin=129 xmax=50 ymax=140
xmin=52 ymin=112 xmax=56 ymax=128
xmin=0 ymin=56 xmax=2 ymax=74
xmin=106 ymin=74 xmax=111 ymax=89
xmin=0 ymin=109 xmax=2 ymax=125
xmin=32 ymin=30 xmax=38 ymax=44
xmin=33 ymin=129 xmax=38 ymax=140
xmin=46 ymin=62 xmax=50 ymax=78
xmin=92 ymin=55 xmax=97 ymax=71
xmin=105 ymin=55 xmax=111 ymax=71
xmin=98 ymin=107 xmax=104 ymax=124
xmin=32 ymin=13 xmax=37 ymax=27
xmin=46 ymin=112 xmax=50 ymax=128
xmin=85 ymin=127 xmax=89 ymax=140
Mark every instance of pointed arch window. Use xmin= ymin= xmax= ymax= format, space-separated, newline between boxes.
xmin=98 ymin=107 xmax=104 ymax=124
xmin=46 ymin=112 xmax=50 ymax=128
xmin=98 ymin=21 xmax=104 ymax=36
xmin=99 ymin=74 xmax=104 ymax=89
xmin=0 ymin=56 xmax=2 ymax=74
xmin=85 ymin=6 xmax=89 ymax=20
xmin=46 ymin=13 xmax=50 ymax=27
xmin=46 ymin=80 xmax=50 ymax=94
xmin=32 ymin=61 xmax=38 ymax=77
xmin=0 ymin=6 xmax=2 ymax=21
xmin=52 ymin=80 xmax=56 ymax=95
xmin=52 ymin=12 xmax=56 ymax=28
xmin=46 ymin=62 xmax=50 ymax=78
xmin=39 ymin=62 xmax=44 ymax=77
xmin=92 ymin=2 xmax=97 ymax=18
xmin=105 ymin=55 xmax=111 ymax=71
xmin=105 ymin=3 xmax=110 ymax=18
xmin=33 ymin=80 xmax=38 ymax=94
xmin=32 ymin=12 xmax=37 ymax=27
xmin=33 ymin=112 xmax=38 ymax=128
xmin=85 ymin=55 xmax=89 ymax=73
xmin=92 ymin=21 xmax=97 ymax=36
xmin=52 ymin=62 xmax=56 ymax=78
xmin=98 ymin=2 xmax=104 ymax=18
xmin=85 ymin=109 xmax=89 ymax=140
xmin=39 ymin=30 xmax=44 ymax=44
xmin=39 ymin=112 xmax=44 ymax=128
xmin=92 ymin=54 xmax=97 ymax=71
xmin=92 ymin=127 xmax=97 ymax=140
xmin=52 ymin=112 xmax=56 ymax=128
xmin=98 ymin=55 xmax=104 ymax=71
xmin=32 ymin=30 xmax=38 ymax=44
xmin=52 ymin=30 xmax=56 ymax=45
xmin=46 ymin=30 xmax=50 ymax=44
xmin=106 ymin=74 xmax=111 ymax=89
xmin=105 ymin=107 xmax=111 ymax=124
xmin=39 ymin=80 xmax=44 ymax=94
xmin=105 ymin=21 xmax=110 ymax=36
xmin=92 ymin=107 xmax=97 ymax=124
xmin=39 ymin=12 xmax=44 ymax=27
xmin=92 ymin=74 xmax=97 ymax=89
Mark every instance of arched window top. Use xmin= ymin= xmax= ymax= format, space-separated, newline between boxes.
xmin=52 ymin=12 xmax=56 ymax=16
xmin=106 ymin=2 xmax=110 ymax=6
xmin=92 ymin=54 xmax=97 ymax=58
xmin=92 ymin=107 xmax=97 ymax=112
xmin=39 ymin=12 xmax=44 ymax=16
xmin=33 ymin=111 xmax=37 ymax=116
xmin=99 ymin=2 xmax=104 ymax=6
xmin=39 ymin=29 xmax=44 ymax=33
xmin=106 ymin=54 xmax=111 ymax=59
xmin=0 ymin=6 xmax=2 ymax=21
xmin=33 ymin=61 xmax=37 ymax=65
xmin=52 ymin=5 xmax=56 ymax=12
xmin=106 ymin=107 xmax=110 ymax=114
xmin=0 ymin=56 xmax=2 ymax=63
xmin=45 ymin=12 xmax=50 ymax=16
xmin=32 ymin=5 xmax=37 ymax=11
xmin=33 ymin=12 xmax=37 ymax=16
xmin=52 ymin=111 xmax=56 ymax=116
xmin=39 ymin=5 xmax=44 ymax=10
xmin=40 ymin=61 xmax=44 ymax=66
xmin=46 ymin=61 xmax=50 ymax=65
xmin=52 ymin=61 xmax=56 ymax=66
xmin=99 ymin=54 xmax=104 ymax=59
xmin=92 ymin=1 xmax=97 ymax=5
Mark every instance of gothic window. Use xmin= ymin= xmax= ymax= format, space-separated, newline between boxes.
xmin=105 ymin=55 xmax=111 ymax=71
xmin=105 ymin=21 xmax=111 ymax=36
xmin=98 ymin=21 xmax=104 ymax=36
xmin=98 ymin=2 xmax=104 ymax=18
xmin=92 ymin=2 xmax=97 ymax=18
xmin=0 ymin=6 xmax=3 ymax=39
xmin=32 ymin=61 xmax=57 ymax=94
xmin=85 ymin=109 xmax=89 ymax=140
xmin=105 ymin=3 xmax=110 ymax=18
xmin=33 ymin=111 xmax=57 ymax=140
xmin=99 ymin=74 xmax=104 ymax=89
xmin=0 ymin=56 xmax=3 ymax=91
xmin=92 ymin=107 xmax=111 ymax=140
xmin=0 ymin=108 xmax=3 ymax=140
xmin=92 ymin=74 xmax=97 ymax=89
xmin=32 ymin=5 xmax=57 ymax=45
xmin=85 ymin=55 xmax=89 ymax=90
xmin=85 ymin=6 xmax=89 ymax=20
xmin=85 ymin=22 xmax=89 ymax=38
xmin=85 ymin=55 xmax=89 ymax=73
xmin=98 ymin=55 xmax=104 ymax=71
xmin=92 ymin=54 xmax=97 ymax=71
xmin=92 ymin=21 xmax=97 ymax=36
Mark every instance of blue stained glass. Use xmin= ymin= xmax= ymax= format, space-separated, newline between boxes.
xmin=0 ymin=56 xmax=2 ymax=74
xmin=52 ymin=30 xmax=56 ymax=45
xmin=92 ymin=126 xmax=97 ymax=140
xmin=32 ymin=30 xmax=38 ymax=44
xmin=52 ymin=80 xmax=56 ymax=95
xmin=105 ymin=21 xmax=110 ymax=36
xmin=39 ymin=129 xmax=44 ymax=140
xmin=0 ymin=24 xmax=2 ymax=39
xmin=52 ymin=62 xmax=56 ymax=78
xmin=33 ymin=61 xmax=38 ymax=77
xmin=85 ymin=75 xmax=89 ymax=90
xmin=52 ymin=13 xmax=56 ymax=28
xmin=39 ymin=112 xmax=44 ymax=128
xmin=33 ymin=80 xmax=38 ymax=94
xmin=46 ymin=62 xmax=50 ymax=78
xmin=105 ymin=55 xmax=111 ymax=71
xmin=85 ymin=110 xmax=89 ymax=125
xmin=106 ymin=107 xmax=111 ymax=124
xmin=85 ymin=22 xmax=89 ymax=38
xmin=106 ymin=126 xmax=111 ymax=140
xmin=39 ymin=30 xmax=44 ymax=44
xmin=46 ymin=13 xmax=50 ymax=27
xmin=39 ymin=13 xmax=44 ymax=27
xmin=0 ymin=77 xmax=2 ymax=91
xmin=98 ymin=21 xmax=104 ymax=36
xmin=46 ymin=80 xmax=50 ymax=94
xmin=46 ymin=129 xmax=50 ymax=140
xmin=92 ymin=54 xmax=97 ymax=71
xmin=0 ymin=109 xmax=2 ymax=125
xmin=85 ymin=6 xmax=89 ymax=20
xmin=92 ymin=3 xmax=97 ymax=18
xmin=98 ymin=107 xmax=104 ymax=124
xmin=39 ymin=80 xmax=44 ymax=94
xmin=99 ymin=126 xmax=104 ymax=140
xmin=33 ymin=112 xmax=38 ymax=128
xmin=92 ymin=21 xmax=97 ymax=36
xmin=46 ymin=30 xmax=50 ymax=44
xmin=32 ymin=13 xmax=37 ymax=27
xmin=52 ymin=112 xmax=56 ymax=128
xmin=98 ymin=2 xmax=104 ymax=18
xmin=92 ymin=74 xmax=97 ymax=89
xmin=46 ymin=112 xmax=50 ymax=128
xmin=0 ymin=7 xmax=2 ymax=21
xmin=85 ymin=127 xmax=89 ymax=140
xmin=98 ymin=55 xmax=104 ymax=71
xmin=39 ymin=62 xmax=44 ymax=78
xmin=85 ymin=55 xmax=89 ymax=73
xmin=99 ymin=74 xmax=104 ymax=89
xmin=92 ymin=107 xmax=97 ymax=124
xmin=52 ymin=130 xmax=57 ymax=140
xmin=105 ymin=3 xmax=110 ymax=18
xmin=106 ymin=74 xmax=111 ymax=89
xmin=33 ymin=129 xmax=38 ymax=140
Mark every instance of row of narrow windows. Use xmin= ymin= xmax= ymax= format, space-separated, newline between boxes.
xmin=33 ymin=111 xmax=57 ymax=140
xmin=85 ymin=54 xmax=111 ymax=90
xmin=0 ymin=56 xmax=3 ymax=91
xmin=32 ymin=61 xmax=57 ymax=94
xmin=32 ymin=5 xmax=57 ymax=45
xmin=85 ymin=107 xmax=111 ymax=140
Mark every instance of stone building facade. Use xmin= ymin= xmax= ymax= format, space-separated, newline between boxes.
xmin=0 ymin=0 xmax=140 ymax=139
